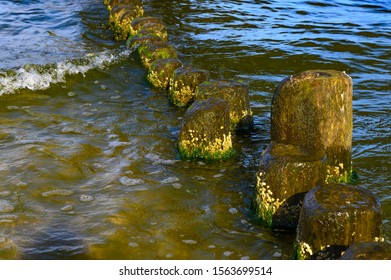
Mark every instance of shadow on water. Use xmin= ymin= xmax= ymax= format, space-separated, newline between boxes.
xmin=21 ymin=225 xmax=86 ymax=260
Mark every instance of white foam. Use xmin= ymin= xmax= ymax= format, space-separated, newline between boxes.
xmin=161 ymin=177 xmax=180 ymax=184
xmin=0 ymin=49 xmax=132 ymax=96
xmin=80 ymin=194 xmax=94 ymax=202
xmin=0 ymin=200 xmax=14 ymax=213
xmin=182 ymin=240 xmax=197 ymax=244
xmin=119 ymin=176 xmax=145 ymax=186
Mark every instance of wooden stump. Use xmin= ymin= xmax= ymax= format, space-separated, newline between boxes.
xmin=178 ymin=98 xmax=234 ymax=160
xmin=168 ymin=66 xmax=209 ymax=108
xmin=147 ymin=58 xmax=183 ymax=89
xmin=130 ymin=17 xmax=165 ymax=35
xmin=271 ymin=70 xmax=353 ymax=182
xmin=196 ymin=80 xmax=253 ymax=132
xmin=295 ymin=184 xmax=382 ymax=259
xmin=254 ymin=142 xmax=326 ymax=228
xmin=138 ymin=41 xmax=177 ymax=68
xmin=109 ymin=5 xmax=144 ymax=40
xmin=341 ymin=242 xmax=391 ymax=260
xmin=126 ymin=33 xmax=164 ymax=49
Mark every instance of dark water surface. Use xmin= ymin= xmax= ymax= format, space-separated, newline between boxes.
xmin=0 ymin=0 xmax=390 ymax=259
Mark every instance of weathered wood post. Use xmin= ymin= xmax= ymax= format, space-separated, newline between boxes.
xmin=147 ymin=58 xmax=183 ymax=89
xmin=169 ymin=66 xmax=209 ymax=108
xmin=295 ymin=184 xmax=383 ymax=259
xmin=271 ymin=70 xmax=353 ymax=182
xmin=254 ymin=70 xmax=353 ymax=228
xmin=177 ymin=98 xmax=235 ymax=160
xmin=340 ymin=242 xmax=391 ymax=260
xmin=254 ymin=142 xmax=327 ymax=228
xmin=195 ymin=80 xmax=253 ymax=132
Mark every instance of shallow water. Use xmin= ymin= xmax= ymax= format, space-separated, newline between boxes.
xmin=0 ymin=0 xmax=390 ymax=259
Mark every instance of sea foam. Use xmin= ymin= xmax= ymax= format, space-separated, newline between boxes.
xmin=0 ymin=49 xmax=132 ymax=96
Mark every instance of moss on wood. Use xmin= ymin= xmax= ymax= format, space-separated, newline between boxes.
xmin=196 ymin=79 xmax=253 ymax=132
xmin=177 ymin=98 xmax=235 ymax=160
xmin=169 ymin=66 xmax=209 ymax=108
xmin=295 ymin=184 xmax=383 ymax=259
xmin=147 ymin=58 xmax=183 ymax=89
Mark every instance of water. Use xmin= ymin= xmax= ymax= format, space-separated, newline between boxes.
xmin=0 ymin=0 xmax=390 ymax=259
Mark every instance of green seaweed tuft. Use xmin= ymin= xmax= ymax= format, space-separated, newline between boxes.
xmin=178 ymin=144 xmax=235 ymax=161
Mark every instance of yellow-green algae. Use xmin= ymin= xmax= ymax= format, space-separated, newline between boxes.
xmin=109 ymin=5 xmax=144 ymax=40
xmin=178 ymin=133 xmax=235 ymax=161
xmin=196 ymin=80 xmax=253 ymax=131
xmin=147 ymin=58 xmax=183 ymax=89
xmin=295 ymin=184 xmax=383 ymax=259
xmin=254 ymin=170 xmax=285 ymax=227
xmin=138 ymin=42 xmax=177 ymax=68
xmin=253 ymin=143 xmax=327 ymax=227
xmin=104 ymin=0 xmax=142 ymax=12
xmin=169 ymin=67 xmax=210 ymax=107
xmin=177 ymin=98 xmax=235 ymax=160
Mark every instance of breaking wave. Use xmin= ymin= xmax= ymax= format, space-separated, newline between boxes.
xmin=0 ymin=48 xmax=133 ymax=96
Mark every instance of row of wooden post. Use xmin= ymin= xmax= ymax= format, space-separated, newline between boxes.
xmin=104 ymin=0 xmax=390 ymax=259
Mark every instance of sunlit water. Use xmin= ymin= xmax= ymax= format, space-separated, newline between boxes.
xmin=0 ymin=0 xmax=390 ymax=259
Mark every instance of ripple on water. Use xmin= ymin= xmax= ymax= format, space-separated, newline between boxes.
xmin=161 ymin=177 xmax=180 ymax=184
xmin=192 ymin=175 xmax=206 ymax=181
xmin=0 ymin=200 xmax=14 ymax=213
xmin=272 ymin=251 xmax=282 ymax=258
xmin=128 ymin=242 xmax=139 ymax=248
xmin=119 ymin=176 xmax=145 ymax=186
xmin=172 ymin=183 xmax=182 ymax=189
xmin=0 ymin=191 xmax=12 ymax=197
xmin=223 ymin=251 xmax=234 ymax=257
xmin=41 ymin=189 xmax=74 ymax=197
xmin=182 ymin=240 xmax=198 ymax=244
xmin=0 ymin=214 xmax=18 ymax=224
xmin=60 ymin=205 xmax=74 ymax=211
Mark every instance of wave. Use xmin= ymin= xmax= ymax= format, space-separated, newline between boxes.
xmin=0 ymin=48 xmax=133 ymax=96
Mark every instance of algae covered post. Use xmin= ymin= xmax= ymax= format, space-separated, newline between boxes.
xmin=195 ymin=80 xmax=254 ymax=133
xmin=254 ymin=142 xmax=327 ymax=228
xmin=177 ymin=98 xmax=235 ymax=160
xmin=295 ymin=184 xmax=383 ymax=260
xmin=138 ymin=41 xmax=178 ymax=68
xmin=147 ymin=58 xmax=183 ymax=89
xmin=169 ymin=66 xmax=210 ymax=108
xmin=254 ymin=70 xmax=354 ymax=228
xmin=271 ymin=70 xmax=353 ymax=182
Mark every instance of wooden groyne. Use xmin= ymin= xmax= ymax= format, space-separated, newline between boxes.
xmin=103 ymin=0 xmax=387 ymax=260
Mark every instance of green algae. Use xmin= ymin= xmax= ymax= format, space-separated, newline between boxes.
xmin=196 ymin=80 xmax=253 ymax=132
xmin=147 ymin=58 xmax=183 ymax=89
xmin=138 ymin=42 xmax=177 ymax=68
xmin=169 ymin=66 xmax=210 ymax=107
xmin=177 ymin=98 xmax=235 ymax=160
xmin=178 ymin=144 xmax=235 ymax=161
xmin=295 ymin=184 xmax=383 ymax=259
